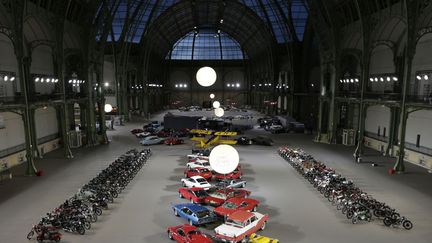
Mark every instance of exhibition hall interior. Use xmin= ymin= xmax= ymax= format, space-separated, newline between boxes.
xmin=1 ymin=0 xmax=432 ymax=242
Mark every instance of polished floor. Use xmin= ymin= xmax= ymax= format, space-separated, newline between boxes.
xmin=0 ymin=111 xmax=431 ymax=243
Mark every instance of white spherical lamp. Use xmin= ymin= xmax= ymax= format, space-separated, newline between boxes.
xmin=104 ymin=104 xmax=113 ymax=113
xmin=210 ymin=93 xmax=215 ymax=99
xmin=213 ymin=101 xmax=220 ymax=109
xmin=196 ymin=66 xmax=217 ymax=87
xmin=214 ymin=108 xmax=224 ymax=117
xmin=209 ymin=144 xmax=240 ymax=174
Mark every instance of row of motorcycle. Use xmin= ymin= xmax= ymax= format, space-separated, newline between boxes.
xmin=26 ymin=149 xmax=152 ymax=242
xmin=278 ymin=146 xmax=413 ymax=230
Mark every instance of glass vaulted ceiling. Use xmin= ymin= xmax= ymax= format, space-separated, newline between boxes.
xmin=100 ymin=0 xmax=308 ymax=44
xmin=167 ymin=30 xmax=247 ymax=60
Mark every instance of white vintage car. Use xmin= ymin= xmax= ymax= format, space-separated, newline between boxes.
xmin=187 ymin=154 xmax=209 ymax=161
xmin=181 ymin=176 xmax=212 ymax=190
xmin=215 ymin=211 xmax=268 ymax=243
xmin=186 ymin=160 xmax=213 ymax=171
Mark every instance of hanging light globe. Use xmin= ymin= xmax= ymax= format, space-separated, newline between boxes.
xmin=196 ymin=66 xmax=217 ymax=87
xmin=209 ymin=144 xmax=239 ymax=174
xmin=213 ymin=101 xmax=220 ymax=109
xmin=104 ymin=104 xmax=113 ymax=113
xmin=210 ymin=93 xmax=215 ymax=99
xmin=214 ymin=107 xmax=224 ymax=117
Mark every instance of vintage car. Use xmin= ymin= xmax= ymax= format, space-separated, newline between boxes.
xmin=181 ymin=176 xmax=212 ymax=190
xmin=251 ymin=136 xmax=273 ymax=146
xmin=165 ymin=137 xmax=185 ymax=145
xmin=186 ymin=160 xmax=212 ymax=171
xmin=215 ymin=168 xmax=242 ymax=181
xmin=172 ymin=203 xmax=218 ymax=226
xmin=130 ymin=128 xmax=144 ymax=134
xmin=187 ymin=155 xmax=209 ymax=162
xmin=156 ymin=129 xmax=171 ymax=137
xmin=215 ymin=179 xmax=247 ymax=189
xmin=214 ymin=198 xmax=260 ymax=218
xmin=204 ymin=188 xmax=251 ymax=207
xmin=167 ymin=224 xmax=212 ymax=243
xmin=135 ymin=131 xmax=152 ymax=138
xmin=249 ymin=233 xmax=279 ymax=243
xmin=139 ymin=136 xmax=165 ymax=145
xmin=215 ymin=211 xmax=268 ymax=243
xmin=237 ymin=136 xmax=253 ymax=145
xmin=179 ymin=187 xmax=209 ymax=204
xmin=268 ymin=125 xmax=285 ymax=134
xmin=184 ymin=167 xmax=213 ymax=180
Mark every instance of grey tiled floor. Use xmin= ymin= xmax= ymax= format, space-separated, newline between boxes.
xmin=0 ymin=111 xmax=431 ymax=243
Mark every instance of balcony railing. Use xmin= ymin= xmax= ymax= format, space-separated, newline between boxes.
xmin=0 ymin=93 xmax=88 ymax=105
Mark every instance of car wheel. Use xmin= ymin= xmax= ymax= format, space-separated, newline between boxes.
xmin=260 ymin=221 xmax=266 ymax=230
xmin=189 ymin=219 xmax=193 ymax=226
xmin=174 ymin=209 xmax=179 ymax=216
xmin=253 ymin=206 xmax=257 ymax=212
xmin=182 ymin=182 xmax=186 ymax=187
xmin=179 ymin=192 xmax=183 ymax=198
xmin=190 ymin=198 xmax=194 ymax=204
xmin=168 ymin=231 xmax=174 ymax=240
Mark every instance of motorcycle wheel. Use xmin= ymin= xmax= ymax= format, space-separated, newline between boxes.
xmin=27 ymin=230 xmax=34 ymax=240
xmin=403 ymin=220 xmax=413 ymax=230
xmin=346 ymin=211 xmax=354 ymax=219
xmin=77 ymin=226 xmax=85 ymax=235
xmin=95 ymin=208 xmax=102 ymax=216
xmin=383 ymin=217 xmax=392 ymax=227
xmin=352 ymin=218 xmax=358 ymax=224
xmin=85 ymin=221 xmax=91 ymax=230
xmin=342 ymin=207 xmax=347 ymax=214
xmin=112 ymin=191 xmax=118 ymax=198
xmin=373 ymin=209 xmax=380 ymax=218
xmin=92 ymin=214 xmax=98 ymax=222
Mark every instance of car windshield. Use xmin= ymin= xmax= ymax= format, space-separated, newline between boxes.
xmin=226 ymin=219 xmax=244 ymax=228
xmin=222 ymin=202 xmax=238 ymax=209
xmin=202 ymin=162 xmax=210 ymax=166
xmin=196 ymin=178 xmax=207 ymax=183
xmin=194 ymin=190 xmax=209 ymax=197
xmin=211 ymin=192 xmax=226 ymax=199
xmin=188 ymin=230 xmax=201 ymax=235
xmin=196 ymin=210 xmax=210 ymax=218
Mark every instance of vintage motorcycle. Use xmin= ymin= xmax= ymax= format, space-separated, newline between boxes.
xmin=383 ymin=216 xmax=413 ymax=230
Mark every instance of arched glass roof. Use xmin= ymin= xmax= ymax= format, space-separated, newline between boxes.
xmin=167 ymin=30 xmax=246 ymax=60
xmin=99 ymin=0 xmax=308 ymax=44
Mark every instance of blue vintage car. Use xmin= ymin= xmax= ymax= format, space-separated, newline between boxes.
xmin=140 ymin=136 xmax=165 ymax=145
xmin=172 ymin=203 xmax=217 ymax=225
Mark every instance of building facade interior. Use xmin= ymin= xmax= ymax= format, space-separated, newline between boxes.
xmin=0 ymin=0 xmax=431 ymax=242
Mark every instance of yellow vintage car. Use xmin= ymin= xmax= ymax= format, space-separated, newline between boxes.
xmin=249 ymin=233 xmax=279 ymax=243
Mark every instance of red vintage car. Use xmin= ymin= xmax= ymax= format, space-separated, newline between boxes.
xmin=214 ymin=197 xmax=260 ymax=218
xmin=184 ymin=167 xmax=213 ymax=180
xmin=167 ymin=224 xmax=212 ymax=243
xmin=164 ymin=137 xmax=184 ymax=145
xmin=204 ymin=188 xmax=251 ymax=207
xmin=178 ymin=187 xmax=209 ymax=204
xmin=215 ymin=168 xmax=242 ymax=181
